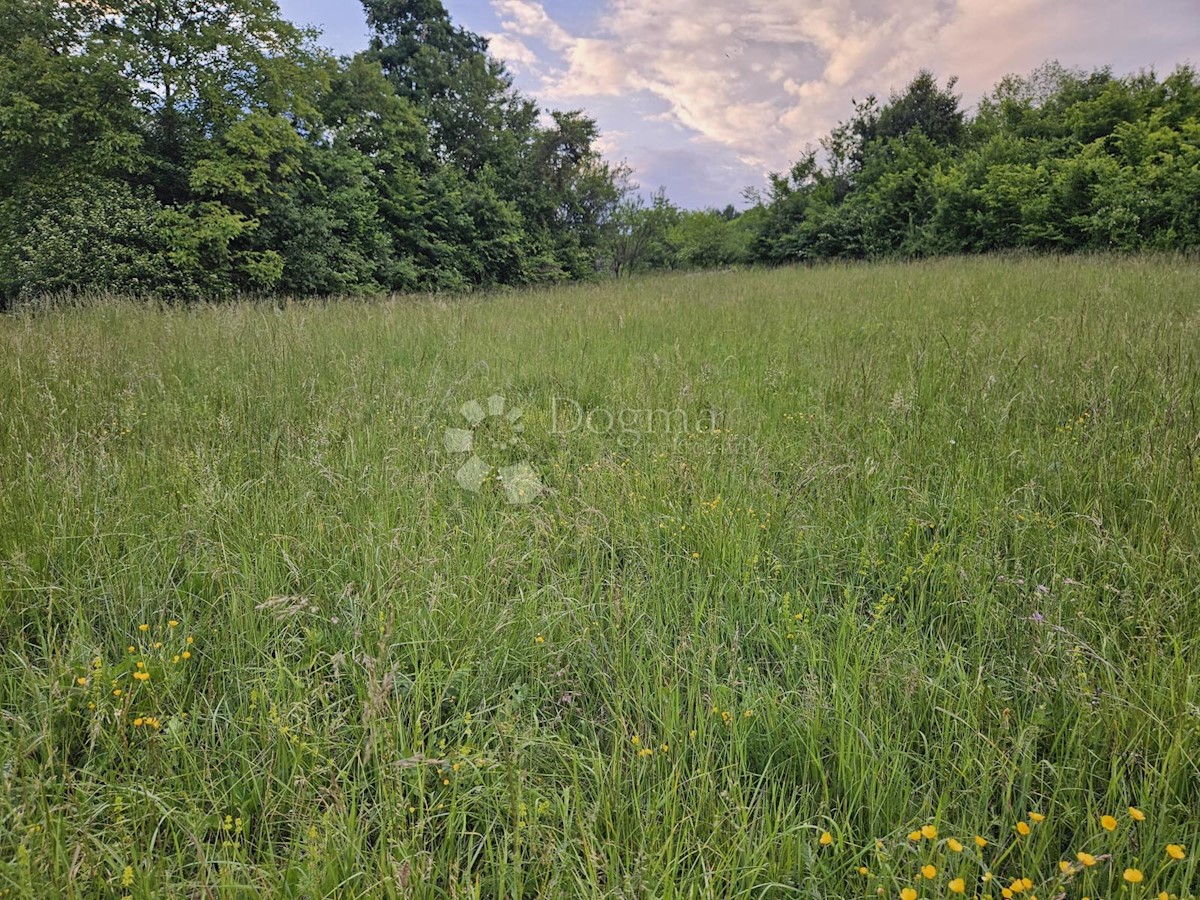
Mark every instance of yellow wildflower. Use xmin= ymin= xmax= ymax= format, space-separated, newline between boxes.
xmin=900 ymin=889 xmax=918 ymax=900
xmin=1016 ymin=821 xmax=1031 ymax=836
xmin=974 ymin=836 xmax=988 ymax=848
xmin=947 ymin=838 xmax=963 ymax=852
xmin=921 ymin=824 xmax=937 ymax=840
xmin=1123 ymin=869 xmax=1144 ymax=884
xmin=949 ymin=878 xmax=965 ymax=894
xmin=1100 ymin=815 xmax=1118 ymax=831
xmin=1166 ymin=844 xmax=1186 ymax=860
xmin=819 ymin=832 xmax=833 ymax=846
xmin=1028 ymin=812 xmax=1045 ymax=823
xmin=138 ymin=624 xmax=149 ymax=632
xmin=1076 ymin=852 xmax=1096 ymax=867
xmin=921 ymin=865 xmax=937 ymax=880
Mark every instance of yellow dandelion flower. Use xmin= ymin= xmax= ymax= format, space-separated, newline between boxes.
xmin=949 ymin=878 xmax=965 ymax=894
xmin=76 ymin=677 xmax=88 ymax=686
xmin=535 ymin=635 xmax=545 ymax=644
xmin=1016 ymin=821 xmax=1031 ymax=836
xmin=1058 ymin=861 xmax=1071 ymax=873
xmin=975 ymin=836 xmax=988 ymax=848
xmin=1028 ymin=812 xmax=1045 ymax=823
xmin=1166 ymin=844 xmax=1186 ymax=860
xmin=858 ymin=866 xmax=870 ymax=876
xmin=947 ymin=838 xmax=964 ymax=853
xmin=1076 ymin=852 xmax=1096 ymax=867
xmin=1158 ymin=893 xmax=1168 ymax=900
xmin=1123 ymin=869 xmax=1144 ymax=884
xmin=185 ymin=636 xmax=194 ymax=645
xmin=819 ymin=832 xmax=833 ymax=846
xmin=983 ymin=873 xmax=993 ymax=883
xmin=112 ymin=689 xmax=122 ymax=697
xmin=1001 ymin=890 xmax=1013 ymax=899
xmin=1129 ymin=807 xmax=1145 ymax=822
xmin=901 ymin=888 xmax=918 ymax=900
xmin=133 ymin=717 xmax=144 ymax=726
xmin=126 ymin=646 xmax=135 ymax=654
xmin=908 ymin=831 xmax=922 ymax=842
xmin=1100 ymin=815 xmax=1118 ymax=831
xmin=133 ymin=671 xmax=150 ymax=681
xmin=181 ymin=651 xmax=191 ymax=660
xmin=1021 ymin=879 xmax=1033 ymax=890
xmin=921 ymin=824 xmax=938 ymax=840
xmin=921 ymin=865 xmax=937 ymax=880
xmin=138 ymin=624 xmax=149 ymax=632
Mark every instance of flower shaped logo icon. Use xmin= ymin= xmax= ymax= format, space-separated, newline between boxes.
xmin=443 ymin=394 xmax=544 ymax=505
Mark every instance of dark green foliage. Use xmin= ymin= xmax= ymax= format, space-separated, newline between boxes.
xmin=754 ymin=64 xmax=1200 ymax=264
xmin=0 ymin=0 xmax=622 ymax=302
xmin=2 ymin=0 xmax=1196 ymax=302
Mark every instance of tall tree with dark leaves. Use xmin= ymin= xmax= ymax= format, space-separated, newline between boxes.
xmin=362 ymin=0 xmax=535 ymax=176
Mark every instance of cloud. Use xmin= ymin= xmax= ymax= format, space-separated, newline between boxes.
xmin=483 ymin=0 xmax=1200 ymax=203
xmin=491 ymin=0 xmax=572 ymax=51
xmin=483 ymin=32 xmax=539 ymax=70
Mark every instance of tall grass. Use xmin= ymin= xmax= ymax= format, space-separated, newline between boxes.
xmin=1 ymin=256 xmax=1198 ymax=898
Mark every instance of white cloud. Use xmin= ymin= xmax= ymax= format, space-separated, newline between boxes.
xmin=491 ymin=0 xmax=572 ymax=50
xmin=483 ymin=0 xmax=1200 ymax=202
xmin=483 ymin=32 xmax=539 ymax=70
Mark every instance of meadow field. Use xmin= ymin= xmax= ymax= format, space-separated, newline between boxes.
xmin=1 ymin=256 xmax=1199 ymax=899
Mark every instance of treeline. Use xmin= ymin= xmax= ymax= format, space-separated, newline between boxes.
xmin=620 ymin=64 xmax=1200 ymax=274
xmin=2 ymin=1 xmax=1197 ymax=302
xmin=0 ymin=0 xmax=625 ymax=302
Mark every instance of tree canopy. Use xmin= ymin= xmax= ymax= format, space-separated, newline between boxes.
xmin=0 ymin=0 xmax=623 ymax=301
xmin=1 ymin=1 xmax=1196 ymax=303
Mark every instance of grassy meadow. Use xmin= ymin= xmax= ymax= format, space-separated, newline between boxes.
xmin=1 ymin=255 xmax=1199 ymax=898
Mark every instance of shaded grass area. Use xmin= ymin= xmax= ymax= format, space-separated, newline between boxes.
xmin=1 ymin=256 xmax=1198 ymax=897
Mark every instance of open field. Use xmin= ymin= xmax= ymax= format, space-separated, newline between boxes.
xmin=1 ymin=256 xmax=1199 ymax=898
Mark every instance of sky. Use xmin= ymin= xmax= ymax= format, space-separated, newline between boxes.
xmin=277 ymin=0 xmax=1200 ymax=208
